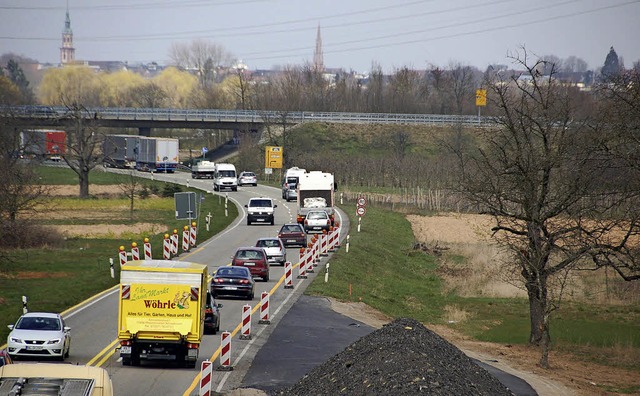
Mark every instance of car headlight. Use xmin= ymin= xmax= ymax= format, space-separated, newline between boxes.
xmin=47 ymin=338 xmax=62 ymax=344
xmin=10 ymin=337 xmax=23 ymax=343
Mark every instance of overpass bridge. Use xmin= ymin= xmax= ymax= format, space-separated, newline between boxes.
xmin=2 ymin=105 xmax=490 ymax=134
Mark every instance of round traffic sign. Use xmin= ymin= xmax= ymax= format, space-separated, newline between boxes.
xmin=357 ymin=197 xmax=367 ymax=207
xmin=356 ymin=206 xmax=366 ymax=216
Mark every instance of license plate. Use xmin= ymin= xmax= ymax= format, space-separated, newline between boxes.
xmin=256 ymin=219 xmax=265 ymax=222
xmin=120 ymin=346 xmax=132 ymax=354
xmin=287 ymin=239 xmax=296 ymax=243
xmin=224 ymin=286 xmax=237 ymax=290
xmin=244 ymin=263 xmax=255 ymax=266
xmin=26 ymin=345 xmax=43 ymax=351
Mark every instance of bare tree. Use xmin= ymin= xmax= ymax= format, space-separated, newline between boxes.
xmin=447 ymin=62 xmax=478 ymax=115
xmin=169 ymin=40 xmax=233 ymax=88
xmin=62 ymin=104 xmax=105 ymax=198
xmin=449 ymin=50 xmax=640 ymax=368
xmin=119 ymin=171 xmax=141 ymax=220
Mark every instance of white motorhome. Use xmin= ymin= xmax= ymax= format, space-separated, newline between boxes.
xmin=282 ymin=167 xmax=307 ymax=201
xmin=296 ymin=171 xmax=335 ymax=224
xmin=213 ymin=163 xmax=238 ymax=191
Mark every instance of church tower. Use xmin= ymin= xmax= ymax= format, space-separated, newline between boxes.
xmin=313 ymin=24 xmax=324 ymax=72
xmin=60 ymin=4 xmax=75 ymax=64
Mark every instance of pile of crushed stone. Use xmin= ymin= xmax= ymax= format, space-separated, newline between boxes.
xmin=271 ymin=317 xmax=514 ymax=395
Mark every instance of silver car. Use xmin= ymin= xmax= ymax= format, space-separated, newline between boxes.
xmin=6 ymin=312 xmax=71 ymax=361
xmin=255 ymin=237 xmax=287 ymax=265
xmin=238 ymin=171 xmax=258 ymax=186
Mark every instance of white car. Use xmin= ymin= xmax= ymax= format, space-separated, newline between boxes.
xmin=245 ymin=197 xmax=277 ymax=225
xmin=6 ymin=312 xmax=71 ymax=361
xmin=238 ymin=171 xmax=258 ymax=186
xmin=304 ymin=209 xmax=331 ymax=233
xmin=255 ymin=237 xmax=287 ymax=265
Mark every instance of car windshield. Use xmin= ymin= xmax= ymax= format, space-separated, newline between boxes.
xmin=281 ymin=225 xmax=302 ymax=233
xmin=236 ymin=249 xmax=263 ymax=260
xmin=308 ymin=212 xmax=327 ymax=219
xmin=219 ymin=170 xmax=235 ymax=177
xmin=243 ymin=173 xmax=255 ymax=177
xmin=16 ymin=317 xmax=61 ymax=331
xmin=257 ymin=239 xmax=280 ymax=248
xmin=249 ymin=199 xmax=271 ymax=207
xmin=217 ymin=267 xmax=249 ymax=277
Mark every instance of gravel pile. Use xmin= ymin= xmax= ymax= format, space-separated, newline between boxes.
xmin=272 ymin=317 xmax=515 ymax=396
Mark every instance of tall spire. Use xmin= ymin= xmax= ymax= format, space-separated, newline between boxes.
xmin=60 ymin=0 xmax=75 ymax=64
xmin=313 ymin=23 xmax=324 ymax=72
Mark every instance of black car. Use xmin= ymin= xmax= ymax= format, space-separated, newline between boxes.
xmin=204 ymin=291 xmax=222 ymax=334
xmin=211 ymin=266 xmax=256 ymax=299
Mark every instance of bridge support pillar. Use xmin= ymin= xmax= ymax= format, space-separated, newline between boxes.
xmin=139 ymin=127 xmax=152 ymax=137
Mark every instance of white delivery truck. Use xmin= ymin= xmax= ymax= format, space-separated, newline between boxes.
xmin=296 ymin=171 xmax=335 ymax=225
xmin=135 ymin=137 xmax=179 ymax=173
xmin=191 ymin=159 xmax=216 ymax=179
xmin=213 ymin=163 xmax=238 ymax=191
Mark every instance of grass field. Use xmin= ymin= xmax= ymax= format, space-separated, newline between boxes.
xmin=2 ymin=166 xmax=639 ymax=390
xmin=0 ymin=166 xmax=237 ymax=344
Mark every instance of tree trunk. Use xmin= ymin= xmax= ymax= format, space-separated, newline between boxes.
xmin=79 ymin=169 xmax=90 ymax=198
xmin=525 ymin=273 xmax=552 ymax=368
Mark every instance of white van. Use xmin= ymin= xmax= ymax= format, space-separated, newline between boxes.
xmin=213 ymin=163 xmax=238 ymax=191
xmin=281 ymin=167 xmax=306 ymax=201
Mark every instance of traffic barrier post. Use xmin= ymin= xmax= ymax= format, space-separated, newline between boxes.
xmin=143 ymin=237 xmax=152 ymax=260
xmin=190 ymin=221 xmax=197 ymax=247
xmin=284 ymin=261 xmax=294 ymax=289
xmin=258 ymin=292 xmax=270 ymax=324
xmin=239 ymin=304 xmax=252 ymax=340
xmin=182 ymin=225 xmax=190 ymax=253
xmin=199 ymin=360 xmax=213 ymax=396
xmin=171 ymin=229 xmax=179 ymax=256
xmin=320 ymin=230 xmax=329 ymax=256
xmin=118 ymin=245 xmax=127 ymax=267
xmin=297 ymin=249 xmax=307 ymax=279
xmin=163 ymin=234 xmax=171 ymax=260
xmin=217 ymin=331 xmax=233 ymax=371
xmin=131 ymin=242 xmax=140 ymax=261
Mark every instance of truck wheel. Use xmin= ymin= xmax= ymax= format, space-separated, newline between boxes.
xmin=122 ymin=358 xmax=131 ymax=366
xmin=270 ymin=217 xmax=274 ymax=225
xmin=246 ymin=218 xmax=251 ymax=225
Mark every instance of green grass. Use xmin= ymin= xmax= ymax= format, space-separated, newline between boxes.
xmin=0 ymin=167 xmax=237 ymax=343
xmin=35 ymin=166 xmax=128 ymax=185
xmin=307 ymin=203 xmax=640 ymax=374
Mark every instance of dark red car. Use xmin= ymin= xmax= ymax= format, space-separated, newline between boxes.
xmin=278 ymin=223 xmax=307 ymax=248
xmin=231 ymin=247 xmax=270 ymax=282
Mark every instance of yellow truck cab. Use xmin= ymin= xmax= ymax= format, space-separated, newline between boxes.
xmin=0 ymin=363 xmax=113 ymax=396
xmin=117 ymin=260 xmax=208 ymax=368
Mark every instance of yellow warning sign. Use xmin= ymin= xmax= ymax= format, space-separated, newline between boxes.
xmin=265 ymin=146 xmax=283 ymax=169
xmin=476 ymin=89 xmax=487 ymax=107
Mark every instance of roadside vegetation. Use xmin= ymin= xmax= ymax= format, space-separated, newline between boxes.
xmin=0 ymin=166 xmax=237 ymax=344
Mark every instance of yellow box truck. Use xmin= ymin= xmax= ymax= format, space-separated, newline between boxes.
xmin=0 ymin=363 xmax=113 ymax=396
xmin=117 ymin=260 xmax=208 ymax=368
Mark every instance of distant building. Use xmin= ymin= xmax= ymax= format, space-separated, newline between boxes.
xmin=60 ymin=7 xmax=75 ymax=64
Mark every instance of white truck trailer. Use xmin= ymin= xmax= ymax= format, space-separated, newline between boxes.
xmin=102 ymin=134 xmax=140 ymax=168
xmin=135 ymin=137 xmax=179 ymax=173
xmin=191 ymin=159 xmax=216 ymax=179
xmin=296 ymin=171 xmax=335 ymax=225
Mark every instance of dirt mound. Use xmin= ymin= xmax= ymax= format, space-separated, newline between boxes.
xmin=272 ymin=317 xmax=514 ymax=396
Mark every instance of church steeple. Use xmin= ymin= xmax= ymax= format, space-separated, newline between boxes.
xmin=313 ymin=23 xmax=324 ymax=73
xmin=60 ymin=2 xmax=75 ymax=64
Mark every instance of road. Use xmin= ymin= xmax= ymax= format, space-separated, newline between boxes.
xmin=57 ymin=169 xmax=348 ymax=396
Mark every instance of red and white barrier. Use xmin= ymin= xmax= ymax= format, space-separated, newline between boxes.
xmin=131 ymin=242 xmax=140 ymax=261
xmin=171 ymin=230 xmax=179 ymax=255
xmin=163 ymin=235 xmax=171 ymax=260
xmin=297 ymin=250 xmax=307 ymax=279
xmin=190 ymin=222 xmax=197 ymax=247
xmin=217 ymin=331 xmax=233 ymax=371
xmin=320 ymin=231 xmax=329 ymax=256
xmin=306 ymin=248 xmax=314 ymax=274
xmin=313 ymin=238 xmax=320 ymax=265
xmin=258 ymin=292 xmax=270 ymax=324
xmin=199 ymin=360 xmax=213 ymax=396
xmin=182 ymin=227 xmax=190 ymax=253
xmin=239 ymin=304 xmax=252 ymax=340
xmin=143 ymin=238 xmax=152 ymax=260
xmin=284 ymin=261 xmax=294 ymax=289
xmin=118 ymin=246 xmax=127 ymax=267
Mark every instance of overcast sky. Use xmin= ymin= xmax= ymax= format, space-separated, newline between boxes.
xmin=1 ymin=0 xmax=639 ymax=73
